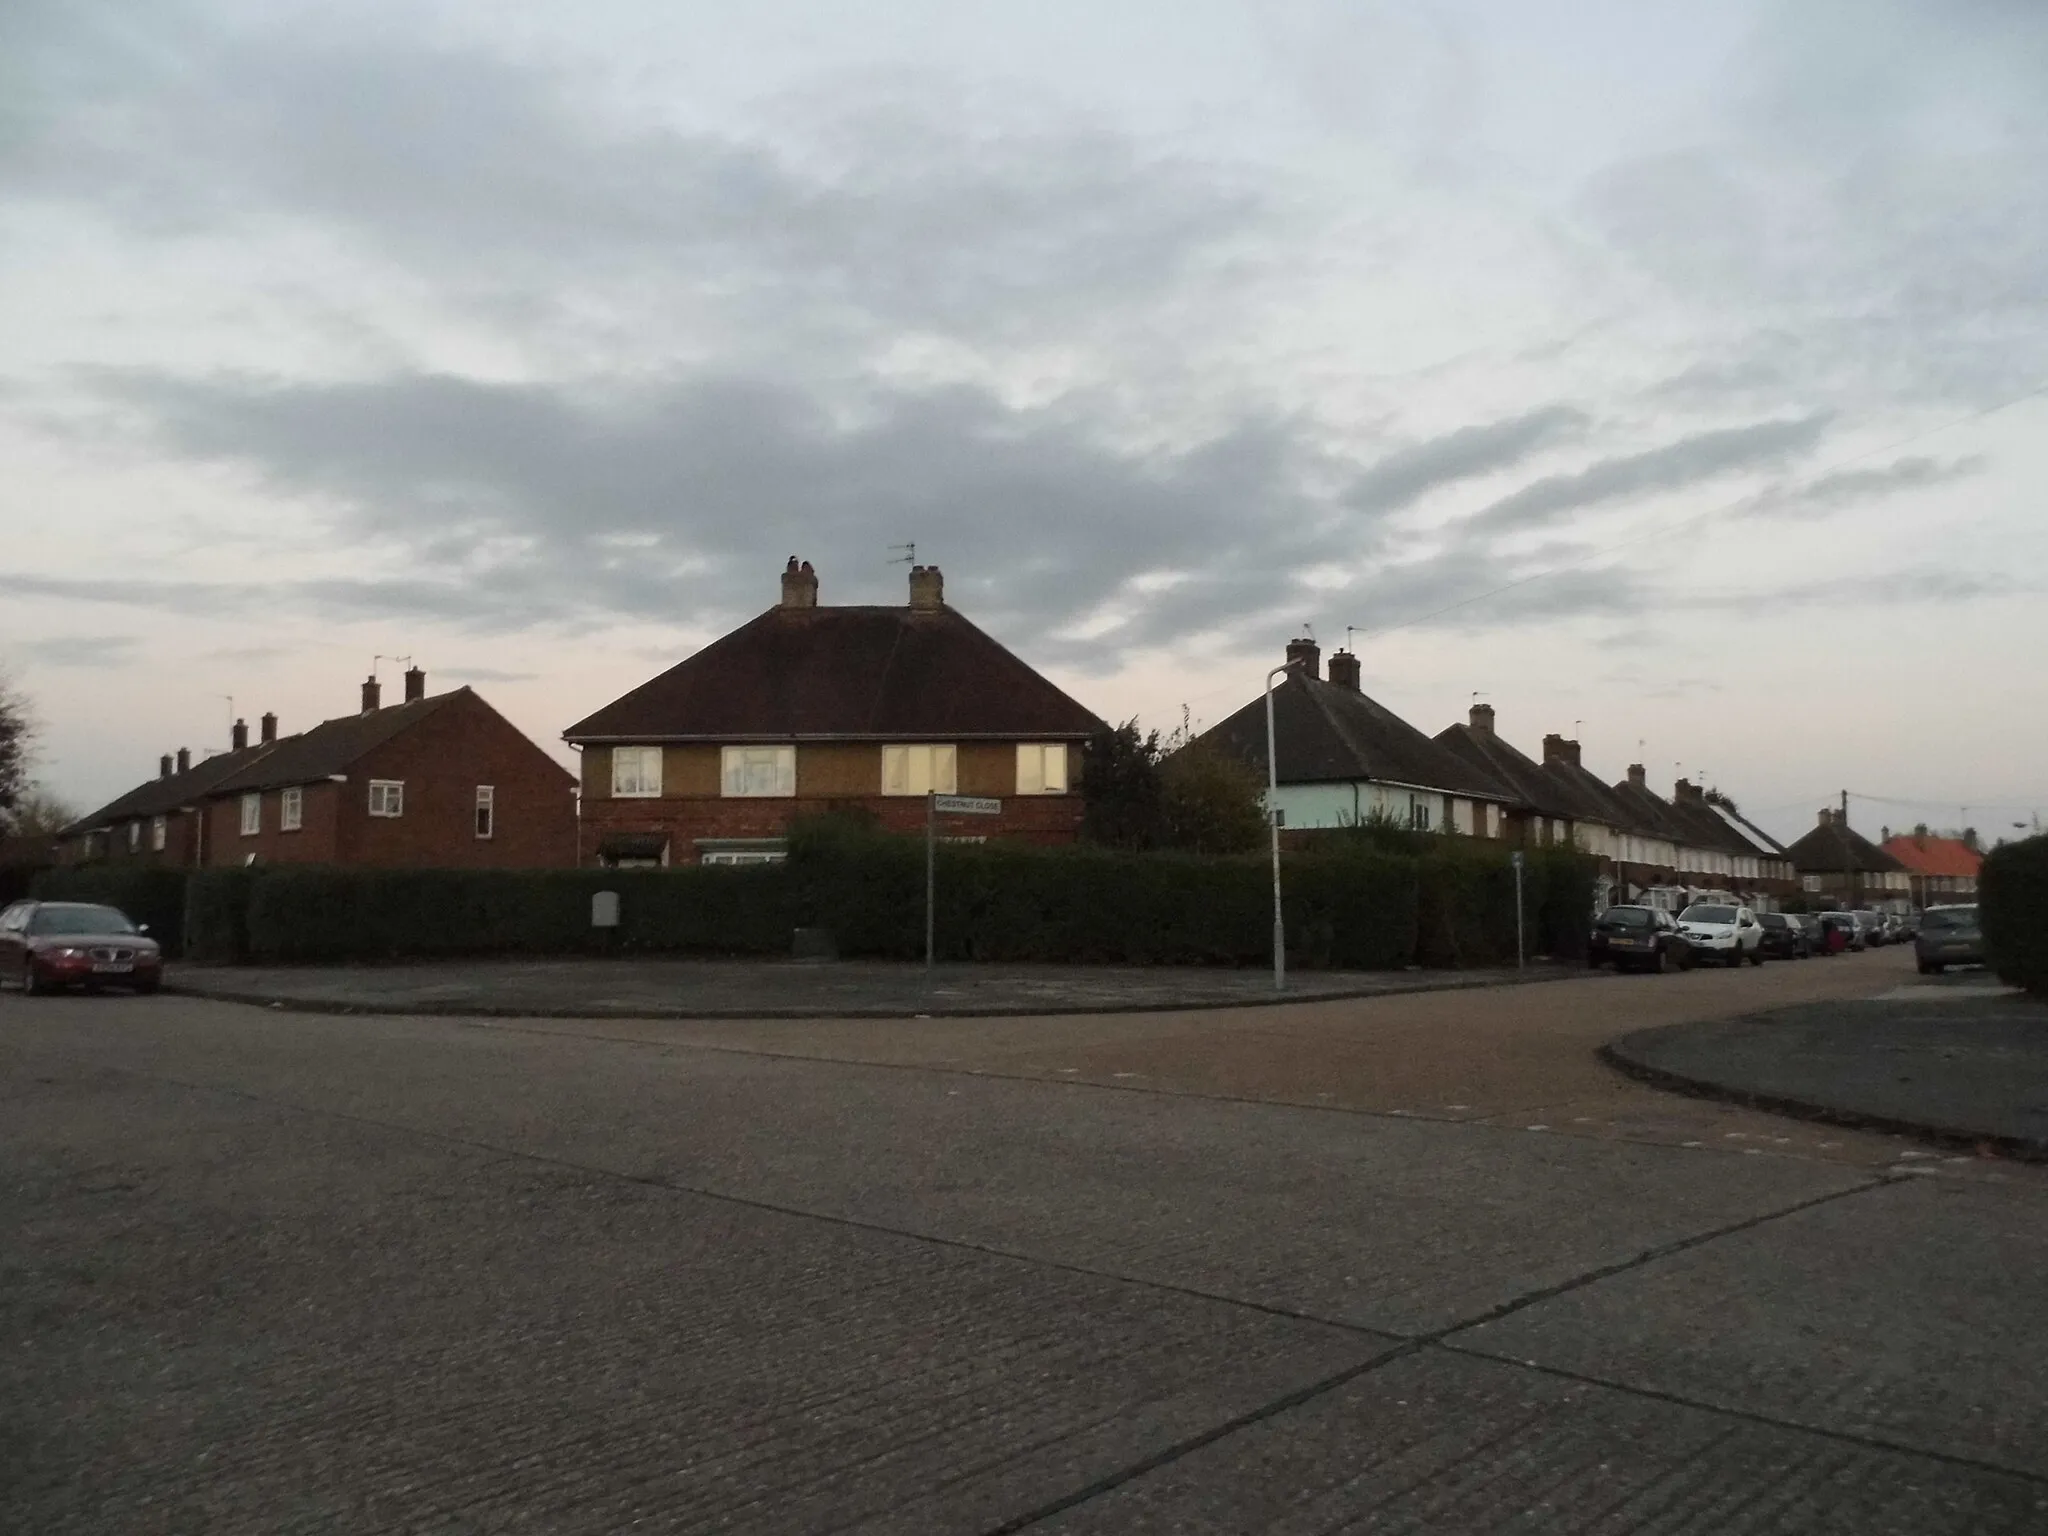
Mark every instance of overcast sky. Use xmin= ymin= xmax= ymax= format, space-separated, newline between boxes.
xmin=5 ymin=0 xmax=2045 ymax=841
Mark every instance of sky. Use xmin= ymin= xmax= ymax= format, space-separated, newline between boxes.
xmin=4 ymin=0 xmax=2045 ymax=844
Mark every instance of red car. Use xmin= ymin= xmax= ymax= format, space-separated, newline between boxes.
xmin=0 ymin=900 xmax=164 ymax=994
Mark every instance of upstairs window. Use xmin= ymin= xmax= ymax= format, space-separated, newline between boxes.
xmin=150 ymin=816 xmax=166 ymax=851
xmin=281 ymin=787 xmax=303 ymax=832
xmin=127 ymin=822 xmax=141 ymax=851
xmin=720 ymin=746 xmax=795 ymax=798
xmin=882 ymin=744 xmax=956 ymax=797
xmin=368 ymin=780 xmax=404 ymax=818
xmin=240 ymin=793 xmax=261 ymax=836
xmin=475 ymin=785 xmax=495 ymax=839
xmin=611 ymin=746 xmax=663 ymax=798
xmin=1015 ymin=743 xmax=1069 ymax=795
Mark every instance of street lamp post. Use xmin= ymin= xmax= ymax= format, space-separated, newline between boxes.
xmin=1265 ymin=663 xmax=1293 ymax=991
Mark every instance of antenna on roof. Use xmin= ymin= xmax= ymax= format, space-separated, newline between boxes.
xmin=888 ymin=543 xmax=916 ymax=566
xmin=1300 ymin=622 xmax=1315 ymax=642
xmin=372 ymin=654 xmax=411 ymax=679
xmin=1345 ymin=626 xmax=1356 ymax=652
xmin=221 ymin=695 xmax=234 ymax=748
xmin=1574 ymin=719 xmax=1583 ymax=740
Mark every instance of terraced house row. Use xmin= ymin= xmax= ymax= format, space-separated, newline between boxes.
xmin=62 ymin=556 xmax=1887 ymax=910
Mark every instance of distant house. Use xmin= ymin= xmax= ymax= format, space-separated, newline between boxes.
xmin=1879 ymin=831 xmax=1982 ymax=906
xmin=196 ymin=670 xmax=576 ymax=868
xmin=1785 ymin=809 xmax=1911 ymax=909
xmin=1193 ymin=638 xmax=1514 ymax=836
xmin=562 ymin=560 xmax=1105 ymax=866
xmin=1433 ymin=707 xmax=1618 ymax=853
xmin=57 ymin=731 xmax=280 ymax=868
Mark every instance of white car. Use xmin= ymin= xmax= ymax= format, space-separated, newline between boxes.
xmin=1676 ymin=903 xmax=1765 ymax=967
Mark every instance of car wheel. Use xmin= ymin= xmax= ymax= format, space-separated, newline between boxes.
xmin=22 ymin=958 xmax=48 ymax=995
xmin=1748 ymin=947 xmax=1764 ymax=966
xmin=1654 ymin=946 xmax=1672 ymax=974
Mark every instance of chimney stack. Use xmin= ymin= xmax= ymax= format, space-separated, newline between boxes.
xmin=1284 ymin=634 xmax=1321 ymax=680
xmin=1542 ymin=733 xmax=1582 ymax=768
xmin=1326 ymin=649 xmax=1361 ymax=691
xmin=1627 ymin=763 xmax=1647 ymax=789
xmin=176 ymin=747 xmax=191 ymax=774
xmin=362 ymin=675 xmax=382 ymax=714
xmin=231 ymin=718 xmax=249 ymax=752
xmin=1674 ymin=778 xmax=1701 ymax=803
xmin=1469 ymin=703 xmax=1496 ymax=734
xmin=260 ymin=711 xmax=278 ymax=744
xmin=1817 ymin=807 xmax=1835 ymax=828
xmin=160 ymin=753 xmax=174 ymax=779
xmin=403 ymin=666 xmax=426 ymax=703
xmin=779 ymin=556 xmax=819 ymax=609
xmin=908 ymin=564 xmax=944 ymax=610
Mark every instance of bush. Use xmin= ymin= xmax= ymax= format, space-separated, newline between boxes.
xmin=1981 ymin=834 xmax=2048 ymax=995
xmin=30 ymin=865 xmax=193 ymax=955
xmin=184 ymin=870 xmax=255 ymax=964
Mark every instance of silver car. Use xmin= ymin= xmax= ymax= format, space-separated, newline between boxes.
xmin=1914 ymin=905 xmax=1983 ymax=975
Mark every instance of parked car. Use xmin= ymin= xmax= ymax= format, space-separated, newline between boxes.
xmin=1788 ymin=912 xmax=1829 ymax=954
xmin=1756 ymin=911 xmax=1810 ymax=959
xmin=1894 ymin=911 xmax=1920 ymax=942
xmin=1913 ymin=904 xmax=1983 ymax=975
xmin=1590 ymin=905 xmax=1692 ymax=973
xmin=1676 ymin=903 xmax=1764 ymax=966
xmin=1818 ymin=911 xmax=1862 ymax=952
xmin=0 ymin=900 xmax=164 ymax=994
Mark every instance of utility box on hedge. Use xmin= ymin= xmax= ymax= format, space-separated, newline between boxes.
xmin=591 ymin=890 xmax=620 ymax=930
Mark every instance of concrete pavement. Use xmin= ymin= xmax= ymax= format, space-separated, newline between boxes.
xmin=5 ymin=946 xmax=2045 ymax=1532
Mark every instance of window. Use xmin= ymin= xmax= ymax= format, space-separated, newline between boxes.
xmin=474 ymin=785 xmax=495 ymax=839
xmin=1016 ymin=743 xmax=1069 ymax=795
xmin=611 ymin=746 xmax=663 ymax=798
xmin=240 ymin=793 xmax=261 ymax=836
xmin=1408 ymin=795 xmax=1432 ymax=832
xmin=368 ymin=780 xmax=404 ymax=818
xmin=882 ymin=744 xmax=957 ymax=796
xmin=280 ymin=787 xmax=303 ymax=832
xmin=128 ymin=822 xmax=140 ymax=851
xmin=720 ymin=745 xmax=795 ymax=798
xmin=151 ymin=816 xmax=166 ymax=851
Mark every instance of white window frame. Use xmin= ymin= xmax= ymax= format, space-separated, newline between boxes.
xmin=1408 ymin=795 xmax=1432 ymax=832
xmin=280 ymin=787 xmax=303 ymax=832
xmin=368 ymin=780 xmax=404 ymax=818
xmin=474 ymin=784 xmax=495 ymax=839
xmin=151 ymin=816 xmax=166 ymax=851
xmin=1015 ymin=742 xmax=1069 ymax=795
xmin=239 ymin=793 xmax=261 ymax=836
xmin=610 ymin=746 xmax=663 ymax=799
xmin=127 ymin=821 xmax=141 ymax=851
xmin=720 ymin=745 xmax=796 ymax=799
xmin=882 ymin=743 xmax=957 ymax=797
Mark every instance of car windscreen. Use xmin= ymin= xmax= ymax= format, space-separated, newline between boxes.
xmin=1920 ymin=908 xmax=1978 ymax=931
xmin=1599 ymin=908 xmax=1654 ymax=928
xmin=1681 ymin=905 xmax=1737 ymax=924
xmin=28 ymin=904 xmax=137 ymax=936
xmin=1758 ymin=913 xmax=1787 ymax=928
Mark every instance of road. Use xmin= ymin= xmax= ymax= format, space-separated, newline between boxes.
xmin=5 ymin=947 xmax=2045 ymax=1532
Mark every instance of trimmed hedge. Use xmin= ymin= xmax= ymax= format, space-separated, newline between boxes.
xmin=30 ymin=866 xmax=193 ymax=955
xmin=1981 ymin=834 xmax=2048 ymax=996
xmin=104 ymin=833 xmax=1596 ymax=971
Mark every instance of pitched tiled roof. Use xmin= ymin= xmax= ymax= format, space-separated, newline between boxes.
xmin=564 ymin=606 xmax=1104 ymax=743
xmin=1198 ymin=676 xmax=1514 ymax=800
xmin=1433 ymin=725 xmax=1585 ymax=818
xmin=1880 ymin=834 xmax=1982 ymax=878
xmin=62 ymin=741 xmax=281 ymax=834
xmin=1541 ymin=759 xmax=1637 ymax=829
xmin=1710 ymin=801 xmax=1790 ymax=858
xmin=1665 ymin=790 xmax=1762 ymax=859
xmin=1785 ymin=817 xmax=1907 ymax=874
xmin=206 ymin=691 xmax=463 ymax=794
xmin=1608 ymin=779 xmax=1695 ymax=843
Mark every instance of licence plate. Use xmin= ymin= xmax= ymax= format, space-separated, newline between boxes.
xmin=91 ymin=962 xmax=134 ymax=974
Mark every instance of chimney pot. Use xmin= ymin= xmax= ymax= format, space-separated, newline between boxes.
xmin=1627 ymin=763 xmax=1647 ymax=789
xmin=1326 ymin=649 xmax=1361 ymax=691
xmin=1284 ymin=635 xmax=1321 ymax=680
xmin=260 ymin=711 xmax=278 ymax=744
xmin=160 ymin=753 xmax=174 ymax=779
xmin=231 ymin=718 xmax=249 ymax=752
xmin=176 ymin=747 xmax=191 ymax=774
xmin=361 ymin=675 xmax=382 ymax=714
xmin=1818 ymin=807 xmax=1834 ymax=828
xmin=403 ymin=666 xmax=425 ymax=703
xmin=1470 ymin=702 xmax=1495 ymax=734
xmin=780 ymin=556 xmax=819 ymax=609
xmin=908 ymin=564 xmax=944 ymax=610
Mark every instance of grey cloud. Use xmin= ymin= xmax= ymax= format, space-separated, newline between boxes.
xmin=1463 ymin=416 xmax=1830 ymax=535
xmin=6 ymin=634 xmax=138 ymax=668
xmin=1346 ymin=406 xmax=1588 ymax=516
xmin=1747 ymin=455 xmax=1986 ymax=518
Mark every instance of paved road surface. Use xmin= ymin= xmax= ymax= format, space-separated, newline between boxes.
xmin=5 ymin=946 xmax=2045 ymax=1532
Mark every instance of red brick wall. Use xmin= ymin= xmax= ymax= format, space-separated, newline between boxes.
xmin=206 ymin=783 xmax=342 ymax=866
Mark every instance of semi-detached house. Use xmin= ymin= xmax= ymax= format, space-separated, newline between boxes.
xmin=563 ymin=560 xmax=1105 ymax=866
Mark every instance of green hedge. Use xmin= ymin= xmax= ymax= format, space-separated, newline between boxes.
xmin=1981 ymin=834 xmax=2048 ymax=996
xmin=30 ymin=866 xmax=193 ymax=956
xmin=97 ymin=833 xmax=1595 ymax=971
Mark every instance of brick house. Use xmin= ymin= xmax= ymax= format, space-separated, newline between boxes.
xmin=1879 ymin=830 xmax=1982 ymax=906
xmin=1433 ymin=706 xmax=1618 ymax=852
xmin=1193 ymin=637 xmax=1516 ymax=837
xmin=1784 ymin=809 xmax=1911 ymax=910
xmin=197 ymin=670 xmax=575 ymax=868
xmin=563 ymin=560 xmax=1105 ymax=866
xmin=58 ymin=733 xmax=281 ymax=867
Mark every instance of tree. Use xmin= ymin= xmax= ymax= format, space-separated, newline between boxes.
xmin=1159 ymin=741 xmax=1267 ymax=855
xmin=0 ymin=671 xmax=33 ymax=836
xmin=9 ymin=786 xmax=79 ymax=837
xmin=1080 ymin=721 xmax=1164 ymax=849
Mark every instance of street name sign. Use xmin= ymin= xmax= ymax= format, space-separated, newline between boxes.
xmin=933 ymin=795 xmax=1001 ymax=815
